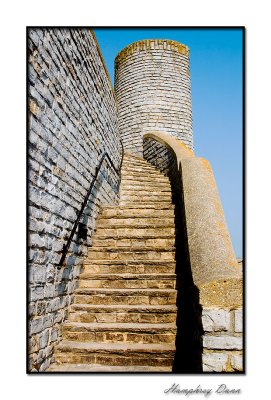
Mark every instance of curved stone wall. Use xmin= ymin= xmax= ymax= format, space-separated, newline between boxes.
xmin=181 ymin=157 xmax=240 ymax=286
xmin=115 ymin=39 xmax=193 ymax=155
xmin=142 ymin=132 xmax=241 ymax=301
xmin=143 ymin=137 xmax=176 ymax=175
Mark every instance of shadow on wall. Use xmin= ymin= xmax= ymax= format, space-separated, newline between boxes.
xmin=55 ymin=165 xmax=119 ymax=315
xmin=143 ymin=137 xmax=203 ymax=373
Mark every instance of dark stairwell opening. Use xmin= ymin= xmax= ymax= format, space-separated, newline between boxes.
xmin=143 ymin=137 xmax=203 ymax=373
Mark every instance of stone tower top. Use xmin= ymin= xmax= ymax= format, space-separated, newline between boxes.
xmin=115 ymin=39 xmax=190 ymax=67
xmin=115 ymin=38 xmax=193 ymax=155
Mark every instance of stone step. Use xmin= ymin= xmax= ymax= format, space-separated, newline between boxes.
xmin=121 ymin=181 xmax=170 ymax=188
xmin=121 ymin=163 xmax=161 ymax=173
xmin=123 ymin=158 xmax=157 ymax=167
xmin=120 ymin=187 xmax=171 ymax=195
xmin=78 ymin=273 xmax=176 ymax=289
xmin=69 ymin=304 xmax=177 ymax=323
xmin=47 ymin=363 xmax=172 ymax=372
xmin=74 ymin=288 xmax=177 ymax=305
xmin=123 ymin=156 xmax=149 ymax=164
xmin=100 ymin=207 xmax=175 ymax=219
xmin=108 ymin=204 xmax=174 ymax=210
xmin=96 ymin=217 xmax=175 ymax=228
xmin=86 ymin=248 xmax=175 ymax=261
xmin=121 ymin=173 xmax=169 ymax=181
xmin=121 ymin=169 xmax=166 ymax=178
xmin=122 ymin=165 xmax=162 ymax=175
xmin=46 ymin=146 xmax=179 ymax=372
xmin=121 ymin=177 xmax=170 ymax=186
xmin=123 ymin=153 xmax=152 ymax=160
xmin=121 ymin=170 xmax=163 ymax=179
xmin=53 ymin=341 xmax=175 ymax=367
xmin=123 ymin=153 xmax=146 ymax=161
xmin=123 ymin=154 xmax=155 ymax=165
xmin=94 ymin=226 xmax=175 ymax=238
xmin=119 ymin=202 xmax=172 ymax=208
xmin=121 ymin=164 xmax=164 ymax=172
xmin=121 ymin=164 xmax=168 ymax=175
xmin=83 ymin=260 xmax=176 ymax=274
xmin=122 ymin=155 xmax=158 ymax=162
xmin=91 ymin=238 xmax=175 ymax=250
xmin=123 ymin=154 xmax=152 ymax=162
xmin=62 ymin=322 xmax=177 ymax=344
xmin=120 ymin=183 xmax=171 ymax=191
xmin=120 ymin=194 xmax=172 ymax=203
xmin=120 ymin=191 xmax=172 ymax=200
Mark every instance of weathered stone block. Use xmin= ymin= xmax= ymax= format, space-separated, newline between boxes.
xmin=231 ymin=354 xmax=243 ymax=371
xmin=46 ymin=297 xmax=60 ymax=313
xmin=44 ymin=284 xmax=55 ymax=298
xmin=30 ymin=286 xmax=44 ymax=302
xmin=234 ymin=309 xmax=243 ymax=333
xmin=36 ymin=301 xmax=46 ymax=316
xmin=43 ymin=314 xmax=54 ymax=329
xmin=30 ymin=318 xmax=44 ymax=335
xmin=203 ymin=335 xmax=242 ymax=350
xmin=39 ymin=329 xmax=50 ymax=349
xmin=30 ymin=233 xmax=45 ymax=248
xmin=46 ymin=264 xmax=55 ymax=283
xmin=39 ymin=357 xmax=51 ymax=372
xmin=29 ymin=335 xmax=39 ymax=354
xmin=203 ymin=353 xmax=228 ymax=372
xmin=202 ymin=308 xmax=230 ymax=332
xmin=50 ymin=327 xmax=59 ymax=342
xmin=29 ymin=302 xmax=36 ymax=317
xmin=29 ymin=266 xmax=47 ymax=284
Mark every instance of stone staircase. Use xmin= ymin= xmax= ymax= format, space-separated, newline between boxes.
xmin=48 ymin=153 xmax=177 ymax=372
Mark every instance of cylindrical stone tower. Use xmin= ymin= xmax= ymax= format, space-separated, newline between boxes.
xmin=115 ymin=39 xmax=193 ymax=155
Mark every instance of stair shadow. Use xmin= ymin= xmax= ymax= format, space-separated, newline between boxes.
xmin=143 ymin=138 xmax=203 ymax=373
xmin=171 ymin=166 xmax=203 ymax=373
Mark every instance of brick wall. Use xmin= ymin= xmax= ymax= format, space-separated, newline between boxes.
xmin=115 ymin=39 xmax=193 ymax=155
xmin=28 ymin=28 xmax=121 ymax=371
xmin=202 ymin=307 xmax=243 ymax=372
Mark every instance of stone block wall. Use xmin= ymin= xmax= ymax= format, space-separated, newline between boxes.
xmin=143 ymin=137 xmax=176 ymax=176
xmin=28 ymin=28 xmax=121 ymax=371
xmin=143 ymin=137 xmax=182 ymax=210
xmin=202 ymin=307 xmax=243 ymax=372
xmin=115 ymin=39 xmax=193 ymax=155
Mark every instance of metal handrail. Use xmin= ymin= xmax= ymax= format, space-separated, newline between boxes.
xmin=58 ymin=141 xmax=124 ymax=268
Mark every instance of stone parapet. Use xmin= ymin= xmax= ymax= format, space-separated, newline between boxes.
xmin=115 ymin=39 xmax=190 ymax=67
xmin=142 ymin=132 xmax=242 ymax=308
xmin=181 ymin=156 xmax=241 ymax=292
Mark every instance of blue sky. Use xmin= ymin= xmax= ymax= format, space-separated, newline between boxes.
xmin=94 ymin=28 xmax=243 ymax=258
